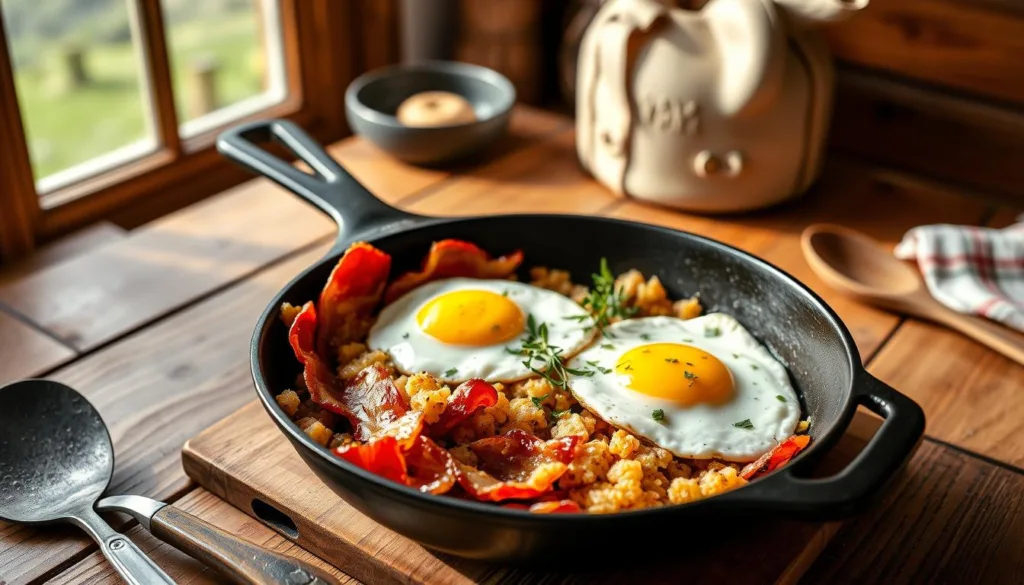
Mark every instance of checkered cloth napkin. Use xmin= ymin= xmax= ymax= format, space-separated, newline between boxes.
xmin=894 ymin=222 xmax=1024 ymax=332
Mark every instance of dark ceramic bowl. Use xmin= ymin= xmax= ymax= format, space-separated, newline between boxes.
xmin=344 ymin=60 xmax=515 ymax=166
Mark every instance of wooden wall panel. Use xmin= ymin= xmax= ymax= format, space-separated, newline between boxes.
xmin=828 ymin=68 xmax=1024 ymax=203
xmin=821 ymin=0 xmax=1024 ymax=105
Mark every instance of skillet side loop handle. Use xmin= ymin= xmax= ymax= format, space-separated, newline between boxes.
xmin=732 ymin=373 xmax=925 ymax=518
xmin=151 ymin=505 xmax=340 ymax=585
xmin=216 ymin=119 xmax=420 ymax=248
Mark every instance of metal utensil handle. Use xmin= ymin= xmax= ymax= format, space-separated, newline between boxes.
xmin=74 ymin=507 xmax=176 ymax=585
xmin=151 ymin=505 xmax=339 ymax=585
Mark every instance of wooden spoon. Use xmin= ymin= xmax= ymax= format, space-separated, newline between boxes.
xmin=801 ymin=223 xmax=1024 ymax=366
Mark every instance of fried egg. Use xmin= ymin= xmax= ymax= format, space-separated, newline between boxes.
xmin=368 ymin=278 xmax=596 ymax=383
xmin=566 ymin=314 xmax=800 ymax=462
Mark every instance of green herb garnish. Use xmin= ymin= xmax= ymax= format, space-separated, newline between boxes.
xmin=704 ymin=326 xmax=721 ymax=338
xmin=519 ymin=314 xmax=579 ymax=389
xmin=444 ymin=367 xmax=458 ymax=377
xmin=585 ymin=360 xmax=613 ymax=374
xmin=531 ymin=393 xmax=550 ymax=408
xmin=402 ymin=332 xmax=410 ymax=339
xmin=750 ymin=364 xmax=759 ymax=370
xmin=664 ymin=358 xmax=679 ymax=364
xmin=601 ymin=343 xmax=615 ymax=350
xmin=684 ymin=370 xmax=698 ymax=386
xmin=652 ymin=409 xmax=666 ymax=423
xmin=550 ymin=408 xmax=570 ymax=421
xmin=733 ymin=419 xmax=754 ymax=430
xmin=576 ymin=258 xmax=637 ymax=331
xmin=776 ymin=395 xmax=786 ymax=402
xmin=640 ymin=333 xmax=651 ymax=341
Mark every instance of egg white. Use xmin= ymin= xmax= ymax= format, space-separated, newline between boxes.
xmin=566 ymin=314 xmax=800 ymax=462
xmin=368 ymin=277 xmax=597 ymax=383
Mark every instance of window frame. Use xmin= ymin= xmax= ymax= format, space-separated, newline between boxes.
xmin=0 ymin=0 xmax=387 ymax=262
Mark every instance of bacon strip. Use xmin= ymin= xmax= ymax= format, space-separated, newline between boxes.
xmin=741 ymin=434 xmax=812 ymax=480
xmin=333 ymin=426 xmax=457 ymax=494
xmin=317 ymin=242 xmax=391 ymax=358
xmin=334 ymin=436 xmax=408 ymax=485
xmin=290 ymin=309 xmax=422 ymax=444
xmin=342 ymin=364 xmax=424 ymax=449
xmin=428 ymin=379 xmax=499 ymax=438
xmin=288 ymin=302 xmax=350 ymax=416
xmin=384 ymin=239 xmax=523 ymax=303
xmin=404 ymin=435 xmax=459 ymax=494
xmin=456 ymin=430 xmax=580 ymax=502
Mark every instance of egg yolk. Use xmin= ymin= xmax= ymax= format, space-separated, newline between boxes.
xmin=416 ymin=289 xmax=525 ymax=346
xmin=615 ymin=343 xmax=733 ymax=406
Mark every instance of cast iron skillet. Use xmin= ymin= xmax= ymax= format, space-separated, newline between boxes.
xmin=217 ymin=119 xmax=925 ymax=564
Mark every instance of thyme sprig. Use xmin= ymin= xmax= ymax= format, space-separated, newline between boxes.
xmin=511 ymin=314 xmax=594 ymax=389
xmin=565 ymin=258 xmax=637 ymax=332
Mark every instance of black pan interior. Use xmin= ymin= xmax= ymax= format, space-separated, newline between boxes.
xmin=260 ymin=215 xmax=858 ymax=454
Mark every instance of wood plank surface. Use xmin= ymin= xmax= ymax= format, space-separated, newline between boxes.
xmin=0 ymin=222 xmax=126 ymax=287
xmin=0 ymin=182 xmax=335 ymax=352
xmin=406 ymin=130 xmax=618 ymax=217
xmin=866 ymin=208 xmax=1024 ymax=469
xmin=0 ymin=222 xmax=126 ymax=384
xmin=333 ymin=105 xmax=570 ymax=210
xmin=0 ymin=244 xmax=330 ymax=585
xmin=822 ymin=0 xmax=1024 ymax=104
xmin=46 ymin=489 xmax=356 ymax=585
xmin=803 ymin=440 xmax=1024 ymax=584
xmin=180 ymin=402 xmax=883 ymax=585
xmin=0 ymin=312 xmax=76 ymax=386
xmin=605 ymin=157 xmax=990 ymax=359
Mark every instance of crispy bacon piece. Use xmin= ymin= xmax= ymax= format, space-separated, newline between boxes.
xmin=455 ymin=430 xmax=580 ymax=502
xmin=404 ymin=435 xmax=459 ymax=494
xmin=334 ymin=436 xmax=408 ymax=485
xmin=288 ymin=313 xmax=423 ymax=446
xmin=384 ymin=239 xmax=523 ymax=303
xmin=288 ymin=302 xmax=350 ymax=416
xmin=428 ymin=379 xmax=499 ymax=438
xmin=317 ymin=242 xmax=391 ymax=358
xmin=334 ymin=432 xmax=457 ymax=495
xmin=343 ymin=364 xmax=424 ymax=449
xmin=741 ymin=434 xmax=812 ymax=480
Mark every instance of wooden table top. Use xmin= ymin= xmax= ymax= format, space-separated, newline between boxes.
xmin=1 ymin=106 xmax=1022 ymax=585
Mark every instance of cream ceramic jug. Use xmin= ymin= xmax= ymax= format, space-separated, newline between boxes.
xmin=576 ymin=0 xmax=867 ymax=212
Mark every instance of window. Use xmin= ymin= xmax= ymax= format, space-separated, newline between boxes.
xmin=0 ymin=0 xmax=374 ymax=262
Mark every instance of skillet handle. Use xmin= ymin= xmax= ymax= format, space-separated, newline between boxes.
xmin=731 ymin=373 xmax=925 ymax=518
xmin=217 ymin=119 xmax=421 ymax=248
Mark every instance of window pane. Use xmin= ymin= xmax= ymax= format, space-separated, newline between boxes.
xmin=1 ymin=0 xmax=156 ymax=189
xmin=162 ymin=0 xmax=287 ymax=136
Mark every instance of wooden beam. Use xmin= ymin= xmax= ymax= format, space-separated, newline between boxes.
xmin=0 ymin=11 xmax=39 ymax=261
xmin=135 ymin=0 xmax=182 ymax=155
xmin=822 ymin=0 xmax=1024 ymax=104
xmin=829 ymin=67 xmax=1024 ymax=204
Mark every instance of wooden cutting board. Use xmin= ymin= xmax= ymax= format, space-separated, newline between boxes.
xmin=182 ymin=401 xmax=881 ymax=585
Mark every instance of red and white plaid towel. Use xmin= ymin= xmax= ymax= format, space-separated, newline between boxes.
xmin=894 ymin=222 xmax=1024 ymax=332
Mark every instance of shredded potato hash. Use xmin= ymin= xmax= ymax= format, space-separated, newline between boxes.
xmin=276 ymin=240 xmax=810 ymax=514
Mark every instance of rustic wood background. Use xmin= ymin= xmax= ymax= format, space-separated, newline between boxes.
xmin=382 ymin=0 xmax=1024 ymax=205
